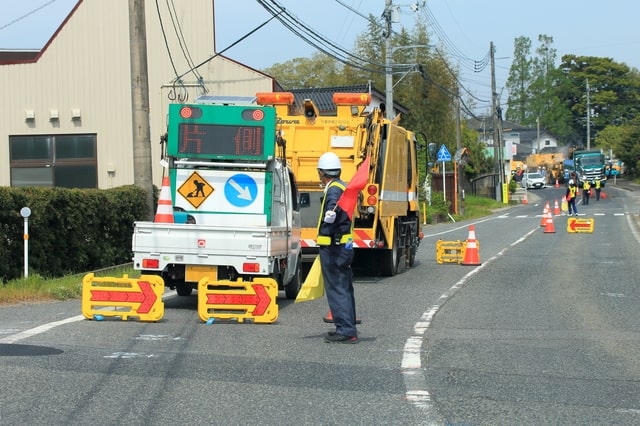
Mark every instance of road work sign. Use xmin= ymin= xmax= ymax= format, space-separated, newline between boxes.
xmin=567 ymin=217 xmax=594 ymax=233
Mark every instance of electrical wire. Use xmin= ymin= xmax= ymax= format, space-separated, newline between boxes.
xmin=0 ymin=0 xmax=58 ymax=32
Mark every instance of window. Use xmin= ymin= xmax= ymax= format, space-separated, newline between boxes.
xmin=9 ymin=134 xmax=97 ymax=188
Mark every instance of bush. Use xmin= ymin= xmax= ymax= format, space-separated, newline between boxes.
xmin=426 ymin=191 xmax=451 ymax=223
xmin=0 ymin=186 xmax=150 ymax=283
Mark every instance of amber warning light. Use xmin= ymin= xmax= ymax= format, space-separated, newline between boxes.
xmin=179 ymin=106 xmax=202 ymax=119
xmin=332 ymin=93 xmax=371 ymax=106
xmin=255 ymin=92 xmax=294 ymax=105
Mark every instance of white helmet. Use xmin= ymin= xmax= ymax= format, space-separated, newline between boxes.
xmin=568 ymin=179 xmax=574 ymax=185
xmin=317 ymin=152 xmax=342 ymax=176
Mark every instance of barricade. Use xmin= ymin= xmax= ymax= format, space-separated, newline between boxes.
xmin=82 ymin=274 xmax=164 ymax=322
xmin=198 ymin=277 xmax=278 ymax=323
xmin=436 ymin=240 xmax=479 ymax=264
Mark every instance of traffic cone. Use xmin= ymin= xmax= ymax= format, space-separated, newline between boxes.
xmin=553 ymin=199 xmax=561 ymax=215
xmin=522 ymin=191 xmax=528 ymax=204
xmin=461 ymin=225 xmax=481 ymax=266
xmin=154 ymin=176 xmax=174 ymax=223
xmin=540 ymin=202 xmax=550 ymax=227
xmin=544 ymin=215 xmax=555 ymax=233
xmin=555 ymin=178 xmax=559 ymax=188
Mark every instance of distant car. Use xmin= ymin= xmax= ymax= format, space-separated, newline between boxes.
xmin=522 ymin=172 xmax=546 ymax=189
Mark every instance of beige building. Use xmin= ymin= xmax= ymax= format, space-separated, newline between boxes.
xmin=0 ymin=0 xmax=278 ymax=189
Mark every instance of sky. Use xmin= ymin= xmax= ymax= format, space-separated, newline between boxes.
xmin=1 ymin=0 xmax=638 ymax=116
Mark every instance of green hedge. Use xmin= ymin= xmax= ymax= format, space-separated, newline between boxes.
xmin=0 ymin=185 xmax=152 ymax=282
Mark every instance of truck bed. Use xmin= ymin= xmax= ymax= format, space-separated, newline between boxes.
xmin=132 ymin=221 xmax=292 ymax=276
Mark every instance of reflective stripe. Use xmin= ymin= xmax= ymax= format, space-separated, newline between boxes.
xmin=317 ymin=234 xmax=354 ymax=246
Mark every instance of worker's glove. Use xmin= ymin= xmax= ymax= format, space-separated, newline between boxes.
xmin=323 ymin=210 xmax=336 ymax=223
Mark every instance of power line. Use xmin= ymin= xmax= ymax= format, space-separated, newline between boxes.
xmin=0 ymin=0 xmax=58 ymax=32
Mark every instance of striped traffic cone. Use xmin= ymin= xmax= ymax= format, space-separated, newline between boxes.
xmin=544 ymin=215 xmax=555 ymax=233
xmin=154 ymin=176 xmax=174 ymax=223
xmin=553 ymin=199 xmax=561 ymax=215
xmin=461 ymin=225 xmax=481 ymax=266
xmin=540 ymin=202 xmax=550 ymax=227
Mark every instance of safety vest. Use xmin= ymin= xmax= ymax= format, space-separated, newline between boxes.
xmin=583 ymin=181 xmax=591 ymax=190
xmin=316 ymin=180 xmax=354 ymax=246
xmin=568 ymin=186 xmax=577 ymax=199
xmin=595 ymin=180 xmax=601 ymax=189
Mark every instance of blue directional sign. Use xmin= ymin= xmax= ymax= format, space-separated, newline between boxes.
xmin=437 ymin=144 xmax=452 ymax=162
xmin=224 ymin=174 xmax=257 ymax=207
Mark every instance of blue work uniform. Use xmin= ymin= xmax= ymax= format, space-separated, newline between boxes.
xmin=317 ymin=179 xmax=357 ymax=338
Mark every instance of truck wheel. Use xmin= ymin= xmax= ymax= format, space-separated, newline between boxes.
xmin=408 ymin=245 xmax=416 ymax=267
xmin=176 ymin=285 xmax=193 ymax=296
xmin=284 ymin=259 xmax=302 ymax=300
xmin=380 ymin=241 xmax=399 ymax=276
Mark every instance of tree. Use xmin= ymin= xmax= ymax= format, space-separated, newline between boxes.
xmin=505 ymin=36 xmax=533 ymax=123
xmin=557 ymin=55 xmax=640 ymax=147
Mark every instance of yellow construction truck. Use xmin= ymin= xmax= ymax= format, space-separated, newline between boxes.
xmin=256 ymin=92 xmax=422 ymax=276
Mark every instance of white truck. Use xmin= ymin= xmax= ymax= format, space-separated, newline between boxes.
xmin=132 ymin=97 xmax=302 ymax=299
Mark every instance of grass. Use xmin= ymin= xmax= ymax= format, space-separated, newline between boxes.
xmin=0 ymin=264 xmax=138 ymax=306
xmin=0 ymin=194 xmax=513 ymax=305
xmin=453 ymin=194 xmax=507 ymax=221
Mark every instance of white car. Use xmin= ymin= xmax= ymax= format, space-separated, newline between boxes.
xmin=522 ymin=172 xmax=546 ymax=189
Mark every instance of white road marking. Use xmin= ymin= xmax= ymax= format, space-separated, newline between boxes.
xmin=402 ymin=226 xmax=538 ymax=422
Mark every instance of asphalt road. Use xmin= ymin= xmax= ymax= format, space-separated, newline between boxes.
xmin=0 ymin=179 xmax=638 ymax=425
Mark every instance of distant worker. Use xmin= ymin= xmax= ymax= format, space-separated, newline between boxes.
xmin=594 ymin=179 xmax=602 ymax=201
xmin=316 ymin=152 xmax=358 ymax=344
xmin=582 ymin=180 xmax=591 ymax=205
xmin=566 ymin=180 xmax=579 ymax=216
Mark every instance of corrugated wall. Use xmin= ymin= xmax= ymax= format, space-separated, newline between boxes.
xmin=0 ymin=0 xmax=275 ymax=188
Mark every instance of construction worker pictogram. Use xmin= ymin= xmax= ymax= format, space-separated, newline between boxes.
xmin=155 ymin=176 xmax=174 ymax=223
xmin=461 ymin=225 xmax=481 ymax=266
xmin=178 ymin=171 xmax=214 ymax=208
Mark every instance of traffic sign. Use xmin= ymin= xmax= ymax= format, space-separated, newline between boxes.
xmin=437 ymin=144 xmax=452 ymax=162
xmin=567 ymin=217 xmax=594 ymax=233
xmin=82 ymin=274 xmax=164 ymax=321
xmin=198 ymin=277 xmax=278 ymax=323
xmin=224 ymin=173 xmax=258 ymax=207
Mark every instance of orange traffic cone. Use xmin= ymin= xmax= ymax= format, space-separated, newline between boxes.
xmin=462 ymin=225 xmax=481 ymax=266
xmin=522 ymin=192 xmax=528 ymax=204
xmin=540 ymin=202 xmax=550 ymax=227
xmin=154 ymin=176 xmax=174 ymax=223
xmin=555 ymin=179 xmax=559 ymax=188
xmin=544 ymin=215 xmax=555 ymax=233
xmin=553 ymin=199 xmax=561 ymax=215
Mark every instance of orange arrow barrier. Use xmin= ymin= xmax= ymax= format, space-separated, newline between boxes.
xmin=567 ymin=217 xmax=594 ymax=233
xmin=198 ymin=277 xmax=278 ymax=323
xmin=82 ymin=274 xmax=164 ymax=321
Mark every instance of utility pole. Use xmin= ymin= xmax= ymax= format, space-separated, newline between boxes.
xmin=490 ymin=41 xmax=502 ymax=202
xmin=129 ymin=0 xmax=155 ymax=220
xmin=586 ymin=78 xmax=591 ymax=150
xmin=384 ymin=0 xmax=394 ymax=120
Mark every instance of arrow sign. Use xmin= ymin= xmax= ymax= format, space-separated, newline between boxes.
xmin=228 ymin=178 xmax=252 ymax=201
xmin=567 ymin=217 xmax=594 ymax=233
xmin=90 ymin=280 xmax=158 ymax=314
xmin=206 ymin=284 xmax=271 ymax=316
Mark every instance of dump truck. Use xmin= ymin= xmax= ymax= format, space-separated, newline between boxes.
xmin=256 ymin=91 xmax=422 ymax=276
xmin=132 ymin=97 xmax=303 ymax=299
xmin=570 ymin=149 xmax=606 ymax=185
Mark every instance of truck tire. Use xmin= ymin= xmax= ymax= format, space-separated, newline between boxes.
xmin=284 ymin=259 xmax=302 ymax=300
xmin=380 ymin=223 xmax=400 ymax=276
xmin=176 ymin=285 xmax=193 ymax=296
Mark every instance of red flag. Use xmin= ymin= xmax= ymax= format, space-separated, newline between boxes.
xmin=336 ymin=155 xmax=370 ymax=221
